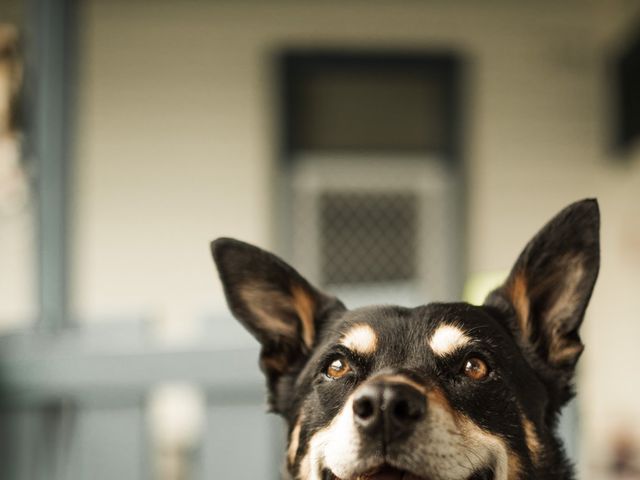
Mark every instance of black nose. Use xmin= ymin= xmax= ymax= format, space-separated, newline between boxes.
xmin=352 ymin=382 xmax=426 ymax=442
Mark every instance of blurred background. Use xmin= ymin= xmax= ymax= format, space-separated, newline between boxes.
xmin=1 ymin=0 xmax=640 ymax=479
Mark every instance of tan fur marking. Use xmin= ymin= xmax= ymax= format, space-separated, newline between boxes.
xmin=239 ymin=283 xmax=297 ymax=337
xmin=457 ymin=414 xmax=523 ymax=480
xmin=426 ymin=386 xmax=457 ymax=417
xmin=429 ymin=325 xmax=470 ymax=356
xmin=545 ymin=256 xmax=584 ymax=324
xmin=507 ymin=452 xmax=523 ymax=480
xmin=508 ymin=273 xmax=531 ymax=340
xmin=546 ymin=256 xmax=585 ymax=365
xmin=239 ymin=282 xmax=317 ymax=349
xmin=373 ymin=374 xmax=428 ymax=395
xmin=288 ymin=415 xmax=304 ymax=466
xmin=549 ymin=341 xmax=584 ymax=365
xmin=292 ymin=285 xmax=316 ymax=349
xmin=522 ymin=416 xmax=541 ymax=465
xmin=340 ymin=324 xmax=378 ymax=355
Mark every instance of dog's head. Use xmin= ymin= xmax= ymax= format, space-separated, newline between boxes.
xmin=211 ymin=199 xmax=599 ymax=480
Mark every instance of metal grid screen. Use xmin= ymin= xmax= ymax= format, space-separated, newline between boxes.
xmin=319 ymin=191 xmax=418 ymax=286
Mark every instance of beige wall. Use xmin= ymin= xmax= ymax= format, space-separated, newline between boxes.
xmin=74 ymin=0 xmax=605 ymax=320
xmin=72 ymin=0 xmax=640 ymax=474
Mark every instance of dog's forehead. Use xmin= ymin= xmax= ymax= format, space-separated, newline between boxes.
xmin=330 ymin=302 xmax=503 ymax=354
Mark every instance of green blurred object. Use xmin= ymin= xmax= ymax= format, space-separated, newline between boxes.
xmin=463 ymin=271 xmax=508 ymax=306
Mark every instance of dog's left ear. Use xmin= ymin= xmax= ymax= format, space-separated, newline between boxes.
xmin=484 ymin=199 xmax=600 ymax=385
xmin=211 ymin=238 xmax=345 ymax=410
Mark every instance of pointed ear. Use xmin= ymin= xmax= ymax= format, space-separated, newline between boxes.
xmin=484 ymin=199 xmax=600 ymax=383
xmin=211 ymin=238 xmax=345 ymax=408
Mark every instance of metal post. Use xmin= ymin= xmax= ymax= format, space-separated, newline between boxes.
xmin=28 ymin=0 xmax=76 ymax=331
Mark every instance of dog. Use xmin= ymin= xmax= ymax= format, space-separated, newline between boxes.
xmin=211 ymin=198 xmax=600 ymax=480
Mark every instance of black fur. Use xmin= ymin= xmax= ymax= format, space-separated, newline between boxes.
xmin=211 ymin=199 xmax=600 ymax=480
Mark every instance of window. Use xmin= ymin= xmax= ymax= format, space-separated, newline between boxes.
xmin=282 ymin=52 xmax=465 ymax=307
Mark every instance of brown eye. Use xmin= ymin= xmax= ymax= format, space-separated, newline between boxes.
xmin=325 ymin=358 xmax=351 ymax=379
xmin=463 ymin=357 xmax=489 ymax=381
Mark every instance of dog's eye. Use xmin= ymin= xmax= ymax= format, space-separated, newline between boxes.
xmin=325 ymin=358 xmax=351 ymax=380
xmin=462 ymin=357 xmax=489 ymax=381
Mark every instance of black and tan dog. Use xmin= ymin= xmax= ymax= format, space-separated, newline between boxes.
xmin=211 ymin=199 xmax=599 ymax=480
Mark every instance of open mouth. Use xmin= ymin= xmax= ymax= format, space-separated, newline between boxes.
xmin=325 ymin=465 xmax=495 ymax=480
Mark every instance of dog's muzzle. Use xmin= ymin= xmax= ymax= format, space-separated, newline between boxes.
xmin=319 ymin=378 xmax=498 ymax=480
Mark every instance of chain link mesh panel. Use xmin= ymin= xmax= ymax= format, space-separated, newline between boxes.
xmin=319 ymin=191 xmax=418 ymax=286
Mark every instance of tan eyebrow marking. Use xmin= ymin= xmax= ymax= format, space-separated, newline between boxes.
xmin=340 ymin=324 xmax=378 ymax=355
xmin=429 ymin=325 xmax=471 ymax=356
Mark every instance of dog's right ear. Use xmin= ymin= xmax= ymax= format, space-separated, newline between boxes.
xmin=211 ymin=238 xmax=345 ymax=409
xmin=484 ymin=199 xmax=600 ymax=403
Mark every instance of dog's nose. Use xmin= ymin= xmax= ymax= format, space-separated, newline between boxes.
xmin=352 ymin=382 xmax=426 ymax=441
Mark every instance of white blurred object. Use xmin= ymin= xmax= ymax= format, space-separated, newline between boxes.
xmin=152 ymin=307 xmax=202 ymax=349
xmin=148 ymin=383 xmax=206 ymax=480
xmin=607 ymin=430 xmax=640 ymax=479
